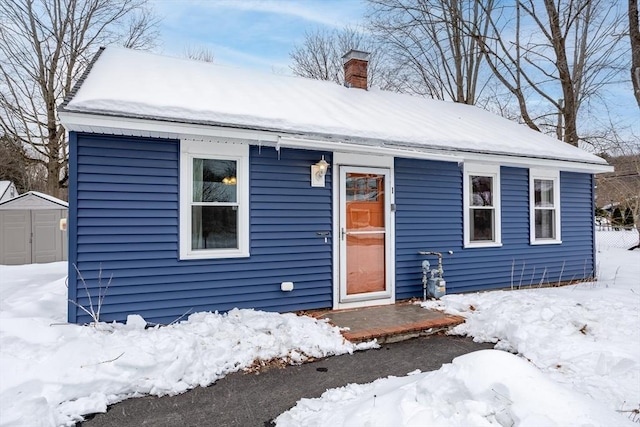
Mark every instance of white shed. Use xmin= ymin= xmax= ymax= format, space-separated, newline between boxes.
xmin=0 ymin=192 xmax=68 ymax=265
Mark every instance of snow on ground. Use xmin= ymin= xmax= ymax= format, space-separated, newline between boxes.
xmin=276 ymin=231 xmax=640 ymax=426
xmin=0 ymin=264 xmax=373 ymax=427
xmin=276 ymin=349 xmax=628 ymax=427
xmin=1 ymin=231 xmax=638 ymax=427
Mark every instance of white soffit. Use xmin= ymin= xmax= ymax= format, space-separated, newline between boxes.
xmin=60 ymin=111 xmax=613 ymax=174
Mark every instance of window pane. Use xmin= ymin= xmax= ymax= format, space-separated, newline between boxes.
xmin=193 ymin=158 xmax=237 ymax=203
xmin=346 ymin=174 xmax=381 ymax=201
xmin=534 ymin=179 xmax=554 ymax=207
xmin=192 ymin=206 xmax=238 ymax=249
xmin=535 ymin=209 xmax=555 ymax=239
xmin=471 ymin=209 xmax=494 ymax=241
xmin=471 ymin=176 xmax=493 ymax=206
xmin=346 ymin=234 xmax=385 ymax=295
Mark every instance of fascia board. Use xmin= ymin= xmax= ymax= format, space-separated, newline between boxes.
xmin=59 ymin=111 xmax=613 ymax=174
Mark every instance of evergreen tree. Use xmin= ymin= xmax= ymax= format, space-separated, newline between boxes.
xmin=624 ymin=207 xmax=635 ymax=227
xmin=612 ymin=207 xmax=623 ymax=230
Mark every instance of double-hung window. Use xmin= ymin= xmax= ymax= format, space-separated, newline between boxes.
xmin=530 ymin=169 xmax=561 ymax=244
xmin=180 ymin=139 xmax=249 ymax=259
xmin=463 ymin=164 xmax=502 ymax=248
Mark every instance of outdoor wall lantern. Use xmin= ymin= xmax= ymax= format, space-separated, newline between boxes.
xmin=311 ymin=155 xmax=329 ymax=187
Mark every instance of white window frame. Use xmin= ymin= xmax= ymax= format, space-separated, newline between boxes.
xmin=180 ymin=139 xmax=249 ymax=259
xmin=463 ymin=163 xmax=502 ymax=248
xmin=529 ymin=168 xmax=561 ymax=245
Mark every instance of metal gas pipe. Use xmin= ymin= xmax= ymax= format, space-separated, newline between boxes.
xmin=418 ymin=251 xmax=453 ymax=300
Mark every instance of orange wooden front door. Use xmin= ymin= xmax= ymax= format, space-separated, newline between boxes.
xmin=344 ymin=172 xmax=386 ymax=295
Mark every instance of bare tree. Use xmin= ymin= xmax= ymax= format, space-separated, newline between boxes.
xmin=366 ymin=0 xmax=496 ymax=103
xmin=0 ymin=0 xmax=159 ymax=199
xmin=289 ymin=26 xmax=394 ymax=89
xmin=475 ymin=0 xmax=628 ymax=146
xmin=0 ymin=133 xmax=48 ymax=194
xmin=0 ymin=134 xmax=30 ymax=193
xmin=631 ymin=0 xmax=640 ymax=107
xmin=122 ymin=6 xmax=160 ymax=50
xmin=184 ymin=45 xmax=216 ymax=63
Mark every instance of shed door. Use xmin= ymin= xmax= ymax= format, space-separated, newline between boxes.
xmin=32 ymin=210 xmax=63 ymax=263
xmin=339 ymin=166 xmax=393 ymax=303
xmin=0 ymin=210 xmax=31 ymax=265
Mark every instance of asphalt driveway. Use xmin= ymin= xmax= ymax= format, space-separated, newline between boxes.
xmin=80 ymin=335 xmax=494 ymax=427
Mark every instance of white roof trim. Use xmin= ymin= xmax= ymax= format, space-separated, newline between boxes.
xmin=60 ymin=110 xmax=613 ymax=174
xmin=60 ymin=110 xmax=278 ymax=143
xmin=0 ymin=191 xmax=68 ymax=210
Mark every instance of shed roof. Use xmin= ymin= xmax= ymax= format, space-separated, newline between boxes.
xmin=0 ymin=181 xmax=18 ymax=202
xmin=0 ymin=191 xmax=68 ymax=210
xmin=60 ymin=47 xmax=609 ymax=171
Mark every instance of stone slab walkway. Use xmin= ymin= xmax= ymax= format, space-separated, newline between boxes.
xmin=310 ymin=302 xmax=464 ymax=343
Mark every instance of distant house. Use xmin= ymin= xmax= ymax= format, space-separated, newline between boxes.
xmin=0 ymin=181 xmax=18 ymax=203
xmin=0 ymin=191 xmax=68 ymax=265
xmin=59 ymin=47 xmax=612 ymax=324
xmin=596 ymin=154 xmax=640 ymax=211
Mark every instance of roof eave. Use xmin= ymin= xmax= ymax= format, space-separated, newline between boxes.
xmin=59 ymin=47 xmax=106 ymax=112
xmin=58 ymin=109 xmax=613 ymax=174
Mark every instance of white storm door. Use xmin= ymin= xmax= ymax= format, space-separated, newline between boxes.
xmin=339 ymin=166 xmax=392 ymax=303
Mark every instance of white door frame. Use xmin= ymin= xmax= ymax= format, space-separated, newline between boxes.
xmin=332 ymin=153 xmax=395 ymax=309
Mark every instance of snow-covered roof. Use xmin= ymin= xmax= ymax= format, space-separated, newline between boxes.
xmin=0 ymin=191 xmax=68 ymax=210
xmin=0 ymin=181 xmax=18 ymax=202
xmin=60 ymin=47 xmax=609 ymax=171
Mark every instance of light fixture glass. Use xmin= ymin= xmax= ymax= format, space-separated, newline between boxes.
xmin=311 ymin=155 xmax=330 ymax=187
xmin=315 ymin=156 xmax=329 ymax=177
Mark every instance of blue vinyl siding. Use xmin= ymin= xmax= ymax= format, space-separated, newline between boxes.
xmin=69 ymin=132 xmax=596 ymax=324
xmin=394 ymin=159 xmax=595 ymax=299
xmin=69 ymin=133 xmax=332 ymax=324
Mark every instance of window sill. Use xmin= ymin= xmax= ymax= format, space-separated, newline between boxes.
xmin=530 ymin=240 xmax=562 ymax=246
xmin=180 ymin=249 xmax=250 ymax=260
xmin=464 ymin=242 xmax=503 ymax=249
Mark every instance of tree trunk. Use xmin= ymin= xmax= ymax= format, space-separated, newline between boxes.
xmin=544 ymin=0 xmax=579 ymax=146
xmin=631 ymin=0 xmax=640 ymax=108
xmin=0 ymin=0 xmax=158 ymax=199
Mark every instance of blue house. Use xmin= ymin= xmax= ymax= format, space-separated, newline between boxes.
xmin=59 ymin=48 xmax=612 ymax=324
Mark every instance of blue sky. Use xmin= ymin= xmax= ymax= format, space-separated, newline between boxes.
xmin=150 ymin=0 xmax=638 ymax=141
xmin=152 ymin=0 xmax=366 ymax=73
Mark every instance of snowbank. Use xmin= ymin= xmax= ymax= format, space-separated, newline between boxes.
xmin=422 ymin=234 xmax=640 ymax=415
xmin=275 ymin=349 xmax=633 ymax=426
xmin=276 ymin=233 xmax=639 ymax=425
xmin=0 ymin=263 xmax=369 ymax=426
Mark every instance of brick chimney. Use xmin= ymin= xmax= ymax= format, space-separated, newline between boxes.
xmin=342 ymin=49 xmax=370 ymax=90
